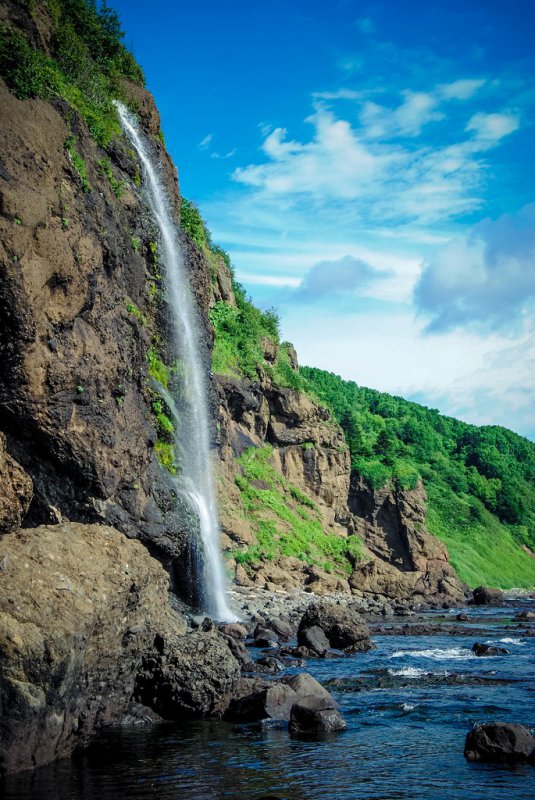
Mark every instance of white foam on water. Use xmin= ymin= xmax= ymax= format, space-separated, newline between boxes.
xmin=391 ymin=647 xmax=476 ymax=661
xmin=486 ymin=638 xmax=525 ymax=646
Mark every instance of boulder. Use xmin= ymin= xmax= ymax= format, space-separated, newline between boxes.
xmin=472 ymin=643 xmax=510 ymax=657
xmin=472 ymin=586 xmax=504 ymax=606
xmin=515 ymin=611 xmax=535 ymax=621
xmin=136 ymin=629 xmax=240 ymax=718
xmin=297 ymin=625 xmax=330 ymax=656
xmin=289 ymin=696 xmax=347 ymax=735
xmin=0 ymin=523 xmax=188 ymax=775
xmin=224 ymin=679 xmax=297 ymax=722
xmin=220 ymin=622 xmax=248 ymax=640
xmin=297 ymin=602 xmax=372 ymax=653
xmin=253 ymin=627 xmax=279 ymax=648
xmin=282 ymin=673 xmax=338 ymax=707
xmin=464 ymin=723 xmax=535 ymax=763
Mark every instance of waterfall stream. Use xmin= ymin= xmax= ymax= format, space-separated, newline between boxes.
xmin=117 ymin=103 xmax=237 ymax=622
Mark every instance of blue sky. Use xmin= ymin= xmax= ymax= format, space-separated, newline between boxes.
xmin=113 ymin=0 xmax=535 ymax=440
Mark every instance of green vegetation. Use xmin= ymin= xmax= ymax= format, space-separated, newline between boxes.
xmin=301 ymin=367 xmax=535 ymax=587
xmin=124 ymin=300 xmax=146 ymax=326
xmin=65 ymin=135 xmax=91 ymax=191
xmin=154 ymin=439 xmax=176 ymax=475
xmin=210 ymin=294 xmax=280 ymax=380
xmin=147 ymin=345 xmax=171 ymax=390
xmin=231 ymin=445 xmax=363 ymax=573
xmin=0 ymin=1 xmax=144 ymax=147
xmin=131 ymin=236 xmax=141 ymax=252
xmin=97 ymin=157 xmax=124 ymax=197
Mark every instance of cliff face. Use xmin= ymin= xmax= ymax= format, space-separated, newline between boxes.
xmin=215 ymin=361 xmax=465 ymax=605
xmin=0 ymin=20 xmax=206 ymax=587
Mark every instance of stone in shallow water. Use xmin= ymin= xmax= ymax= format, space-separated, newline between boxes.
xmin=464 ymin=722 xmax=535 ymax=763
xmin=471 ymin=586 xmax=504 ymax=606
xmin=471 ymin=642 xmax=510 ymax=657
xmin=289 ymin=695 xmax=347 ymax=735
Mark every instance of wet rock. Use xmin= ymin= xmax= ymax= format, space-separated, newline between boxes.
xmin=297 ymin=602 xmax=372 ymax=653
xmin=282 ymin=672 xmax=338 ymax=707
xmin=472 ymin=643 xmax=510 ymax=657
xmin=515 ymin=611 xmax=535 ymax=621
xmin=0 ymin=523 xmax=187 ymax=775
xmin=464 ymin=723 xmax=535 ymax=763
xmin=289 ymin=696 xmax=347 ymax=735
xmin=471 ymin=586 xmax=504 ymax=606
xmin=225 ymin=679 xmax=297 ymax=722
xmin=297 ymin=625 xmax=330 ymax=656
xmin=250 ymin=655 xmax=285 ymax=675
xmin=221 ymin=634 xmax=253 ymax=668
xmin=253 ymin=627 xmax=279 ymax=648
xmin=264 ymin=617 xmax=293 ymax=641
xmin=136 ymin=629 xmax=240 ymax=719
xmin=457 ymin=613 xmax=469 ymax=621
xmin=120 ymin=703 xmax=163 ymax=726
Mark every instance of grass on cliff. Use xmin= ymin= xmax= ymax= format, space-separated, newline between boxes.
xmin=426 ymin=483 xmax=535 ymax=589
xmin=0 ymin=0 xmax=144 ymax=147
xmin=230 ymin=445 xmax=363 ymax=574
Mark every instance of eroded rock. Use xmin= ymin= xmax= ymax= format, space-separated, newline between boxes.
xmin=464 ymin=723 xmax=535 ymax=763
xmin=0 ymin=522 xmax=187 ymax=775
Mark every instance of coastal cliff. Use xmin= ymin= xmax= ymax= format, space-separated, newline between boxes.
xmin=1 ymin=0 xmax=533 ymax=779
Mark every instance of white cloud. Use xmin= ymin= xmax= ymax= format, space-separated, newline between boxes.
xmin=466 ymin=111 xmax=520 ymax=142
xmin=239 ymin=272 xmax=301 ymax=287
xmin=198 ymin=133 xmax=213 ymax=150
xmin=438 ymin=78 xmax=486 ymax=100
xmin=233 ymin=107 xmax=397 ymax=200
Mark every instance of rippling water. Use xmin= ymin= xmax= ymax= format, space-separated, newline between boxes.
xmin=3 ymin=601 xmax=535 ymax=800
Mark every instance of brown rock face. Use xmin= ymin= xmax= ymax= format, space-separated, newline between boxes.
xmin=0 ymin=432 xmax=32 ymax=533
xmin=348 ymin=475 xmax=465 ymax=603
xmin=0 ymin=522 xmax=189 ymax=775
xmin=217 ymin=368 xmax=465 ymax=605
xmin=0 ymin=72 xmax=215 ymax=577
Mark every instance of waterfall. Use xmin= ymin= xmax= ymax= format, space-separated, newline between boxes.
xmin=117 ymin=103 xmax=237 ymax=622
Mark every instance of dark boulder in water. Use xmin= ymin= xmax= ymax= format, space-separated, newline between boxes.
xmin=298 ymin=624 xmax=331 ymax=656
xmin=289 ymin=695 xmax=347 ymax=735
xmin=471 ymin=586 xmax=504 ymax=606
xmin=297 ymin=602 xmax=372 ymax=653
xmin=464 ymin=722 xmax=535 ymax=763
xmin=472 ymin=642 xmax=510 ymax=657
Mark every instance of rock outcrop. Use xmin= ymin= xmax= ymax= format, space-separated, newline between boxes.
xmin=0 ymin=523 xmax=184 ymax=774
xmin=216 ymin=374 xmax=466 ymax=606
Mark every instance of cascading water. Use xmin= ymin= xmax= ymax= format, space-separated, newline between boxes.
xmin=117 ymin=103 xmax=237 ymax=622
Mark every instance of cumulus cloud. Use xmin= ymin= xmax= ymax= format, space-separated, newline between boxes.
xmin=288 ymin=255 xmax=389 ymax=302
xmin=466 ymin=112 xmax=520 ymax=142
xmin=438 ymin=79 xmax=486 ymax=100
xmin=233 ymin=108 xmax=397 ymax=200
xmin=414 ymin=204 xmax=535 ymax=331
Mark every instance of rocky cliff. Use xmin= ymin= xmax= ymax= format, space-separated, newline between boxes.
xmin=215 ymin=358 xmax=465 ymax=606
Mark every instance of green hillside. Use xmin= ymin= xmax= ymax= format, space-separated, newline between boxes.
xmin=300 ymin=367 xmax=535 ymax=589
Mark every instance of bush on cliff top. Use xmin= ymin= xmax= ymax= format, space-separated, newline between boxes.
xmin=0 ymin=0 xmax=144 ymax=146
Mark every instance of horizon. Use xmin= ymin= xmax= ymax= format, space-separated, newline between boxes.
xmin=112 ymin=0 xmax=535 ymax=441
